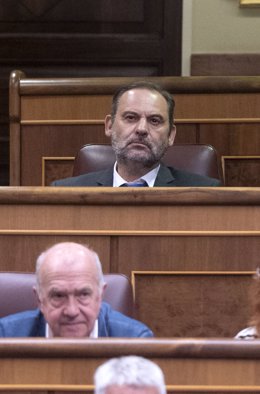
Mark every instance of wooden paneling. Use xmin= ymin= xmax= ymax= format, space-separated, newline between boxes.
xmin=20 ymin=124 xmax=106 ymax=185
xmin=133 ymin=271 xmax=253 ymax=337
xmin=199 ymin=123 xmax=260 ymax=156
xmin=0 ymin=187 xmax=260 ymax=337
xmin=1 ymin=338 xmax=260 ymax=393
xmin=9 ymin=73 xmax=260 ymax=186
xmin=0 ymin=1 xmax=182 ymax=185
xmin=222 ymin=156 xmax=260 ymax=186
xmin=0 ymin=234 xmax=111 ymax=273
xmin=191 ymin=54 xmax=260 ymax=76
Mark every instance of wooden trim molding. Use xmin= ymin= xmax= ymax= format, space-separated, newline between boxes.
xmin=0 ymin=384 xmax=92 ymax=392
xmin=20 ymin=118 xmax=260 ymax=125
xmin=240 ymin=0 xmax=260 ymax=6
xmin=1 ymin=230 xmax=260 ymax=236
xmin=18 ymin=75 xmax=260 ymax=94
xmin=21 ymin=119 xmax=105 ymax=125
xmin=2 ymin=338 xmax=260 ymax=391
xmin=0 ymin=384 xmax=260 ymax=393
xmin=2 ymin=187 xmax=260 ymax=205
xmin=131 ymin=270 xmax=254 ymax=297
xmin=42 ymin=156 xmax=74 ymax=186
xmin=131 ymin=271 xmax=255 ymax=337
xmin=222 ymin=155 xmax=260 ymax=187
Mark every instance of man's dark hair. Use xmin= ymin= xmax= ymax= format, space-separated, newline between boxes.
xmin=111 ymin=81 xmax=175 ymax=130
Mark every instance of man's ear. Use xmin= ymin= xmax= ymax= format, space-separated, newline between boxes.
xmin=101 ymin=282 xmax=107 ymax=299
xmin=105 ymin=115 xmax=113 ymax=137
xmin=33 ymin=286 xmax=41 ymax=308
xmin=168 ymin=125 xmax=176 ymax=146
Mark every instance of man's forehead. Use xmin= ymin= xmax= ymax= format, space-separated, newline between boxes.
xmin=39 ymin=251 xmax=97 ymax=280
xmin=120 ymin=88 xmax=165 ymax=102
xmin=46 ymin=244 xmax=87 ymax=257
xmin=118 ymin=89 xmax=168 ymax=114
xmin=44 ymin=246 xmax=93 ymax=264
xmin=40 ymin=269 xmax=99 ymax=293
xmin=48 ymin=282 xmax=92 ymax=292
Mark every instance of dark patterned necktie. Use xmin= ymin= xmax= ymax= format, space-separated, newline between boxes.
xmin=120 ymin=180 xmax=148 ymax=187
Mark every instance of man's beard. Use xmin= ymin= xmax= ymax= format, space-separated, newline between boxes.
xmin=111 ymin=133 xmax=169 ymax=168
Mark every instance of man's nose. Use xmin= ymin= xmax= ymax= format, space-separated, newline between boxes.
xmin=136 ymin=117 xmax=148 ymax=134
xmin=63 ymin=297 xmax=80 ymax=317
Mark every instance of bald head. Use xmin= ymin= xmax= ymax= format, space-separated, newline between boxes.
xmin=34 ymin=242 xmax=106 ymax=337
xmin=35 ymin=242 xmax=104 ymax=294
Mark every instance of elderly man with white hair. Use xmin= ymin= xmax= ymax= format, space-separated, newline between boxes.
xmin=0 ymin=242 xmax=153 ymax=338
xmin=94 ymin=356 xmax=166 ymax=394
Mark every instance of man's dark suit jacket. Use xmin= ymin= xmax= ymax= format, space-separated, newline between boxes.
xmin=0 ymin=302 xmax=153 ymax=338
xmin=52 ymin=164 xmax=221 ymax=186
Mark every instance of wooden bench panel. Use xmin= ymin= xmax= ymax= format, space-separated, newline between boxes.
xmin=9 ymin=72 xmax=260 ymax=186
xmin=0 ymin=187 xmax=259 ymax=337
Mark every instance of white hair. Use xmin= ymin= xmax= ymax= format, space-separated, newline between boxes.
xmin=35 ymin=242 xmax=105 ymax=294
xmin=94 ymin=356 xmax=166 ymax=394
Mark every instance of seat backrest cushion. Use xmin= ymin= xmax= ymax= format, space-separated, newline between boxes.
xmin=73 ymin=143 xmax=223 ymax=181
xmin=0 ymin=272 xmax=37 ymax=318
xmin=0 ymin=272 xmax=133 ymax=318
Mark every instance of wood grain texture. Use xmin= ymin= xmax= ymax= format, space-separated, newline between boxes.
xmin=0 ymin=187 xmax=259 ymax=337
xmin=9 ymin=72 xmax=260 ymax=186
xmin=1 ymin=338 xmax=260 ymax=391
xmin=191 ymin=54 xmax=260 ymax=76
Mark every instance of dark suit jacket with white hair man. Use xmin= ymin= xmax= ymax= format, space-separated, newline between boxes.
xmin=0 ymin=302 xmax=153 ymax=338
xmin=0 ymin=241 xmax=153 ymax=338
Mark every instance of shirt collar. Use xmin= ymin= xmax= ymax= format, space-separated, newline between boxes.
xmin=113 ymin=162 xmax=160 ymax=187
xmin=45 ymin=319 xmax=99 ymax=338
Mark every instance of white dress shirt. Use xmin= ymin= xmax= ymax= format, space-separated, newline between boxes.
xmin=113 ymin=162 xmax=160 ymax=187
xmin=46 ymin=320 xmax=98 ymax=338
xmin=234 ymin=326 xmax=258 ymax=340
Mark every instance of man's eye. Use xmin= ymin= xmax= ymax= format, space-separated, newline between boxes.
xmin=80 ymin=292 xmax=89 ymax=298
xmin=150 ymin=117 xmax=162 ymax=125
xmin=78 ymin=291 xmax=91 ymax=300
xmin=49 ymin=292 xmax=66 ymax=306
xmin=124 ymin=114 xmax=136 ymax=122
xmin=52 ymin=293 xmax=65 ymax=300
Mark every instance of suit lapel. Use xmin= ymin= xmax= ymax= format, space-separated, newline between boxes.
xmin=97 ymin=304 xmax=109 ymax=337
xmin=154 ymin=165 xmax=176 ymax=186
xmin=31 ymin=310 xmax=46 ymax=337
xmin=95 ymin=167 xmax=114 ymax=186
xmin=94 ymin=165 xmax=177 ymax=187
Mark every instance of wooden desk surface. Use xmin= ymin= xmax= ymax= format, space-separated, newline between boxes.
xmin=0 ymin=187 xmax=259 ymax=338
xmin=0 ymin=338 xmax=260 ymax=393
xmin=1 ymin=186 xmax=260 ymax=232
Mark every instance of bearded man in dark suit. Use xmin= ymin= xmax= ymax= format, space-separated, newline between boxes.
xmin=53 ymin=81 xmax=221 ymax=187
